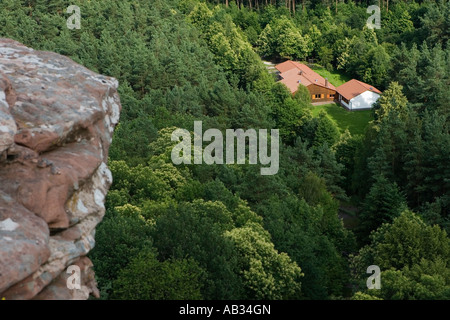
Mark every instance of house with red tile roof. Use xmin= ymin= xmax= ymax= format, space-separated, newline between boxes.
xmin=275 ymin=60 xmax=336 ymax=103
xmin=335 ymin=79 xmax=381 ymax=110
xmin=275 ymin=60 xmax=382 ymax=110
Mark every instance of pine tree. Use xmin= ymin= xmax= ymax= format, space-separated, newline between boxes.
xmin=391 ymin=43 xmax=422 ymax=104
xmin=372 ymin=81 xmax=408 ymax=123
xmin=313 ymin=111 xmax=340 ymax=147
xmin=358 ymin=174 xmax=407 ymax=241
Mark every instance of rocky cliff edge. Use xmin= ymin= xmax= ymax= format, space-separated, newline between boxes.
xmin=0 ymin=38 xmax=121 ymax=299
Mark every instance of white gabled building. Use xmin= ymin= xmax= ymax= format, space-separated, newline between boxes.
xmin=336 ymin=79 xmax=381 ymax=110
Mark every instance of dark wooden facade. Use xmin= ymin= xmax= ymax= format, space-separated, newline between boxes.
xmin=307 ymin=84 xmax=336 ymax=103
xmin=337 ymin=93 xmax=350 ymax=104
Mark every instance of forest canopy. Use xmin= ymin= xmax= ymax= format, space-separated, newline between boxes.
xmin=0 ymin=0 xmax=448 ymax=300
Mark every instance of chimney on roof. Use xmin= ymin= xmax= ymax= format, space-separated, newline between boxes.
xmin=298 ymin=70 xmax=303 ymax=75
xmin=325 ymin=78 xmax=328 ymax=87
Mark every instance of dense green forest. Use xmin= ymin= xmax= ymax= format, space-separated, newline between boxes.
xmin=1 ymin=0 xmax=449 ymax=300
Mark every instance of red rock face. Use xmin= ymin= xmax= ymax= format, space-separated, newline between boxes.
xmin=0 ymin=38 xmax=121 ymax=299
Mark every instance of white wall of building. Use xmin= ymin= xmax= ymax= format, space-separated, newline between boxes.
xmin=349 ymin=90 xmax=380 ymax=110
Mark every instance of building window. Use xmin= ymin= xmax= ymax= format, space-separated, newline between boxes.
xmin=328 ymin=94 xmax=335 ymax=98
xmin=313 ymin=94 xmax=322 ymax=99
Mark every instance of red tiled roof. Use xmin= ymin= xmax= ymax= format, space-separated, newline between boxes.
xmin=276 ymin=60 xmax=336 ymax=93
xmin=275 ymin=60 xmax=302 ymax=73
xmin=279 ymin=68 xmax=311 ymax=93
xmin=336 ymin=79 xmax=381 ymax=100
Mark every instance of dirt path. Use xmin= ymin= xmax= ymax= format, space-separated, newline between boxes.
xmin=262 ymin=60 xmax=278 ymax=75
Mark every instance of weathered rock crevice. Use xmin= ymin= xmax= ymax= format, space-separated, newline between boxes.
xmin=0 ymin=38 xmax=121 ymax=299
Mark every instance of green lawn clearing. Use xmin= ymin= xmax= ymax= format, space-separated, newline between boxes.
xmin=311 ymin=66 xmax=352 ymax=87
xmin=311 ymin=103 xmax=372 ymax=136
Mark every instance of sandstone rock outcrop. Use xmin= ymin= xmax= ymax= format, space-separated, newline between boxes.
xmin=0 ymin=38 xmax=121 ymax=299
